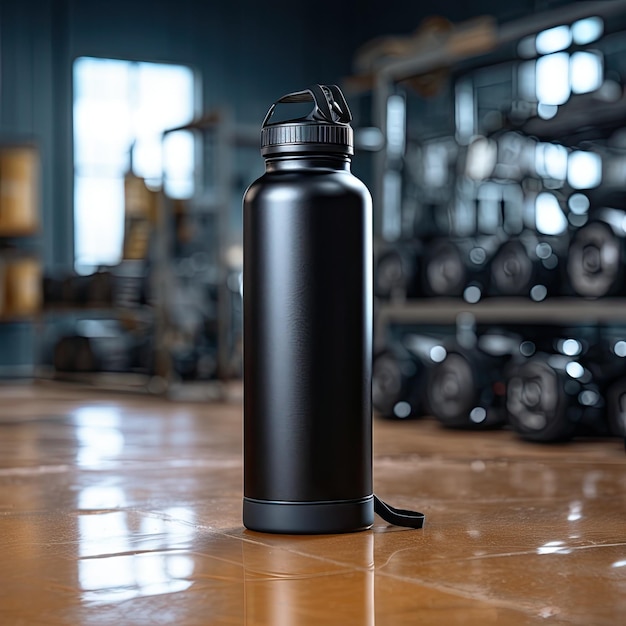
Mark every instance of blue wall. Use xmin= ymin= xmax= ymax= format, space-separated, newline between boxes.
xmin=0 ymin=0 xmax=558 ymax=370
xmin=0 ymin=0 xmax=548 ymax=268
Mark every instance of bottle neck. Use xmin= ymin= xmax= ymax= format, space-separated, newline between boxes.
xmin=264 ymin=154 xmax=352 ymax=172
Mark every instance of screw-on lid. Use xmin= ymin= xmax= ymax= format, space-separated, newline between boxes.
xmin=260 ymin=84 xmax=353 ymax=157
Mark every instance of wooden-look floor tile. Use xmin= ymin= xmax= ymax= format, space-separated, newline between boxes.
xmin=0 ymin=384 xmax=624 ymax=625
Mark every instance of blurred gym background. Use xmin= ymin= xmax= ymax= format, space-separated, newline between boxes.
xmin=1 ymin=0 xmax=626 ymax=441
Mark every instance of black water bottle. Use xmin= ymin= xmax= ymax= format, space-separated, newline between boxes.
xmin=242 ymin=85 xmax=373 ymax=533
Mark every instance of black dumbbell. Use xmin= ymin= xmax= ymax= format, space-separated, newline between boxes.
xmin=372 ymin=335 xmax=438 ymax=419
xmin=505 ymin=352 xmax=607 ymax=442
xmin=425 ymin=332 xmax=521 ymax=429
xmin=566 ymin=219 xmax=625 ymax=298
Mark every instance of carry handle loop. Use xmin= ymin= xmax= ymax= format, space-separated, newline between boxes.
xmin=374 ymin=495 xmax=425 ymax=529
xmin=261 ymin=84 xmax=352 ymax=128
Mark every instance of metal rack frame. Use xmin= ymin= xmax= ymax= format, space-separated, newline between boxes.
xmin=351 ymin=0 xmax=626 ymax=233
xmin=153 ymin=111 xmax=256 ymax=393
xmin=347 ymin=1 xmax=626 ymax=342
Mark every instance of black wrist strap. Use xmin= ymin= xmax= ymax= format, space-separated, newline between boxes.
xmin=374 ymin=495 xmax=425 ymax=529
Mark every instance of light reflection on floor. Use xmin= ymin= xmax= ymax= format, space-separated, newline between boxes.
xmin=0 ymin=385 xmax=624 ymax=625
xmin=73 ymin=406 xmax=125 ymax=468
xmin=78 ymin=501 xmax=196 ymax=604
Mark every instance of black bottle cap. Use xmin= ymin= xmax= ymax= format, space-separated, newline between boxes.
xmin=260 ymin=84 xmax=354 ymax=157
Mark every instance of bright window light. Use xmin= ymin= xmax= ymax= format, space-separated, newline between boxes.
xmin=570 ymin=51 xmax=603 ymax=94
xmin=466 ymin=136 xmax=497 ymax=180
xmin=386 ymin=94 xmax=406 ymax=158
xmin=162 ymin=131 xmax=195 ymax=198
xmin=455 ymin=79 xmax=475 ymax=143
xmin=73 ymin=57 xmax=196 ymax=270
xmin=463 ymin=285 xmax=482 ymax=304
xmin=393 ymin=402 xmax=412 ymax=418
xmin=430 ymin=345 xmax=447 ymax=363
xmin=423 ymin=141 xmax=450 ymax=187
xmin=568 ymin=193 xmax=590 ymax=214
xmin=530 ymin=284 xmax=548 ymax=301
xmin=537 ymin=103 xmax=558 ymax=119
xmin=566 ymin=361 xmax=584 ymax=379
xmin=477 ymin=182 xmax=502 ymax=233
xmin=382 ymin=170 xmax=402 ymax=240
xmin=535 ymin=192 xmax=568 ymax=235
xmin=568 ymin=151 xmax=602 ymax=189
xmin=354 ymin=127 xmax=384 ymax=150
xmin=572 ymin=17 xmax=603 ymax=45
xmin=535 ymin=143 xmax=568 ymax=180
xmin=518 ymin=60 xmax=536 ymax=101
xmin=536 ymin=26 xmax=571 ymax=55
xmin=536 ymin=53 xmax=571 ymax=105
xmin=562 ymin=339 xmax=582 ymax=356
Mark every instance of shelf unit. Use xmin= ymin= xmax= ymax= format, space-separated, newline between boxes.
xmin=0 ymin=140 xmax=42 ymax=379
xmin=347 ymin=0 xmax=626 ymax=229
xmin=155 ymin=110 xmax=256 ymax=387
xmin=377 ymin=297 xmax=626 ymax=325
xmin=25 ymin=109 xmax=255 ymax=397
xmin=158 ymin=109 xmax=259 ymax=381
xmin=345 ymin=1 xmax=626 ymax=347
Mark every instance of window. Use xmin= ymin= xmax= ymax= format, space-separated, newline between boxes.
xmin=73 ymin=58 xmax=197 ymax=271
xmin=517 ymin=18 xmax=605 ymax=120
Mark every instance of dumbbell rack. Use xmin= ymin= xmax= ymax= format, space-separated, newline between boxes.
xmin=148 ymin=110 xmax=256 ymax=399
xmin=345 ymin=2 xmax=626 ymax=443
xmin=36 ymin=296 xmax=156 ymax=394
xmin=346 ymin=1 xmax=626 ymax=348
xmin=35 ymin=111 xmax=256 ymax=399
xmin=376 ymin=298 xmax=626 ymax=350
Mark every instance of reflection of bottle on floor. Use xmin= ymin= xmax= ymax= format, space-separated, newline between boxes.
xmin=242 ymin=533 xmax=374 ymax=626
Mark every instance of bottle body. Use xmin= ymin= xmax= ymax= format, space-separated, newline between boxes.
xmin=243 ymin=157 xmax=373 ymax=533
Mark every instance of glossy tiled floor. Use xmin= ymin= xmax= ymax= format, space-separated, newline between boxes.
xmin=0 ymin=384 xmax=624 ymax=625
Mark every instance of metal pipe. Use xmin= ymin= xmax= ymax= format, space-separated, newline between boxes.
xmin=378 ymin=0 xmax=626 ymax=83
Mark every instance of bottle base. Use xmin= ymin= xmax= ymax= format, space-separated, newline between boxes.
xmin=243 ymin=495 xmax=374 ymax=534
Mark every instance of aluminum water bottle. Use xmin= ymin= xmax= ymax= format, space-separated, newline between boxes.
xmin=243 ymin=84 xmax=373 ymax=533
